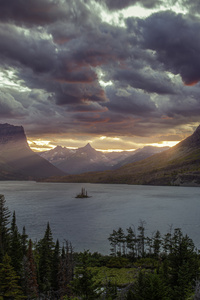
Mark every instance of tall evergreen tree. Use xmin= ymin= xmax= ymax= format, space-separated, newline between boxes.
xmin=0 ymin=194 xmax=11 ymax=261
xmin=58 ymin=240 xmax=74 ymax=299
xmin=108 ymin=230 xmax=118 ymax=257
xmin=0 ymin=253 xmax=24 ymax=299
xmin=9 ymin=211 xmax=23 ymax=275
xmin=51 ymin=239 xmax=60 ymax=294
xmin=127 ymin=271 xmax=170 ymax=300
xmin=21 ymin=226 xmax=28 ymax=257
xmin=116 ymin=227 xmax=126 ymax=256
xmin=38 ymin=222 xmax=55 ymax=294
xmin=153 ymin=230 xmax=162 ymax=258
xmin=137 ymin=220 xmax=146 ymax=257
xmin=23 ymin=239 xmax=38 ymax=299
xmin=167 ymin=232 xmax=199 ymax=300
xmin=126 ymin=226 xmax=137 ymax=260
xmin=71 ymin=250 xmax=100 ymax=300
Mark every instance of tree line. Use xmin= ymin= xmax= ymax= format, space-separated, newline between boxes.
xmin=0 ymin=194 xmax=77 ymax=299
xmin=108 ymin=222 xmax=200 ymax=299
xmin=1 ymin=193 xmax=200 ymax=299
xmin=108 ymin=220 xmax=192 ymax=259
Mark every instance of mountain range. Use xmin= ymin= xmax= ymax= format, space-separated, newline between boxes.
xmin=0 ymin=123 xmax=65 ymax=180
xmin=45 ymin=125 xmax=200 ymax=187
xmin=1 ymin=122 xmax=200 ymax=186
xmin=39 ymin=143 xmax=169 ymax=174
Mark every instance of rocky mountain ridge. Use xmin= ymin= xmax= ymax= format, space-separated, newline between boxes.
xmin=39 ymin=142 xmax=169 ymax=174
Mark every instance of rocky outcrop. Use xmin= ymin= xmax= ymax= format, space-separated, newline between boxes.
xmin=0 ymin=123 xmax=66 ymax=180
xmin=0 ymin=123 xmax=28 ymax=146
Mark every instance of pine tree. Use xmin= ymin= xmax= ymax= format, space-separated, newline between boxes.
xmin=108 ymin=230 xmax=118 ymax=256
xmin=51 ymin=239 xmax=60 ymax=293
xmin=21 ymin=226 xmax=28 ymax=256
xmin=71 ymin=250 xmax=100 ymax=300
xmin=23 ymin=240 xmax=38 ymax=299
xmin=38 ymin=222 xmax=55 ymax=294
xmin=9 ymin=211 xmax=23 ymax=275
xmin=128 ymin=271 xmax=170 ymax=300
xmin=0 ymin=253 xmax=24 ymax=299
xmin=167 ymin=232 xmax=199 ymax=300
xmin=137 ymin=220 xmax=146 ymax=257
xmin=116 ymin=227 xmax=126 ymax=256
xmin=0 ymin=194 xmax=11 ymax=261
xmin=153 ymin=230 xmax=162 ymax=258
xmin=126 ymin=226 xmax=137 ymax=260
xmin=58 ymin=241 xmax=74 ymax=299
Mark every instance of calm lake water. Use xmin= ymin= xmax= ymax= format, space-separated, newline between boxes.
xmin=1 ymin=181 xmax=200 ymax=254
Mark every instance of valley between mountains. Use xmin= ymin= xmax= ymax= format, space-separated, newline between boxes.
xmin=0 ymin=123 xmax=200 ymax=186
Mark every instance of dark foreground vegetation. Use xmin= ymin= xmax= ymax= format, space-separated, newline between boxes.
xmin=0 ymin=194 xmax=200 ymax=299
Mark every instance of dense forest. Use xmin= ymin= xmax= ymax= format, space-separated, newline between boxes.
xmin=0 ymin=194 xmax=200 ymax=299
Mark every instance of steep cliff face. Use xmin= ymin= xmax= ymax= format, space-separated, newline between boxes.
xmin=0 ymin=123 xmax=28 ymax=146
xmin=0 ymin=123 xmax=65 ymax=180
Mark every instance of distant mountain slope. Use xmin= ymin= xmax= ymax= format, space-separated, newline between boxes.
xmin=112 ymin=146 xmax=169 ymax=169
xmin=45 ymin=125 xmax=200 ymax=186
xmin=39 ymin=143 xmax=168 ymax=174
xmin=0 ymin=123 xmax=65 ymax=180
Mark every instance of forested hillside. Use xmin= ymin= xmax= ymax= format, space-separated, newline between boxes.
xmin=1 ymin=194 xmax=200 ymax=299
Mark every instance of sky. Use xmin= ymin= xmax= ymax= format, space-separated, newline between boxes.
xmin=0 ymin=0 xmax=200 ymax=152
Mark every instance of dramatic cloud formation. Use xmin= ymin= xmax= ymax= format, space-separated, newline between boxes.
xmin=0 ymin=0 xmax=199 ymax=150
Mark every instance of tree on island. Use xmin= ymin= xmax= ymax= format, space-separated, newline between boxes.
xmin=76 ymin=188 xmax=90 ymax=198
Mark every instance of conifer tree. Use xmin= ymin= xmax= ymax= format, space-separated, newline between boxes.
xmin=51 ymin=239 xmax=60 ymax=293
xmin=71 ymin=250 xmax=100 ymax=300
xmin=153 ymin=230 xmax=162 ymax=258
xmin=38 ymin=222 xmax=55 ymax=294
xmin=21 ymin=226 xmax=28 ymax=256
xmin=116 ymin=227 xmax=126 ymax=256
xmin=126 ymin=226 xmax=137 ymax=260
xmin=23 ymin=239 xmax=38 ymax=299
xmin=0 ymin=253 xmax=24 ymax=299
xmin=137 ymin=220 xmax=146 ymax=257
xmin=167 ymin=232 xmax=199 ymax=299
xmin=58 ymin=240 xmax=74 ymax=299
xmin=108 ymin=230 xmax=118 ymax=256
xmin=0 ymin=194 xmax=11 ymax=261
xmin=9 ymin=211 xmax=23 ymax=275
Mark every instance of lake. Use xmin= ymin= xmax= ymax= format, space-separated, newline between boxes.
xmin=1 ymin=181 xmax=200 ymax=254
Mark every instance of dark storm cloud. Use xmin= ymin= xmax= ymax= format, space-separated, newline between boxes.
xmin=158 ymin=84 xmax=200 ymax=118
xmin=109 ymin=67 xmax=176 ymax=94
xmin=0 ymin=22 xmax=108 ymax=106
xmin=105 ymin=85 xmax=157 ymax=115
xmin=139 ymin=11 xmax=200 ymax=85
xmin=100 ymin=0 xmax=162 ymax=10
xmin=0 ymin=0 xmax=65 ymax=25
xmin=0 ymin=88 xmax=26 ymax=118
xmin=1 ymin=0 xmax=200 ymax=144
xmin=0 ymin=0 xmax=91 ymax=27
xmin=0 ymin=23 xmax=56 ymax=73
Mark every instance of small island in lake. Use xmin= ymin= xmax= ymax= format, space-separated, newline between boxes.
xmin=75 ymin=187 xmax=91 ymax=198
